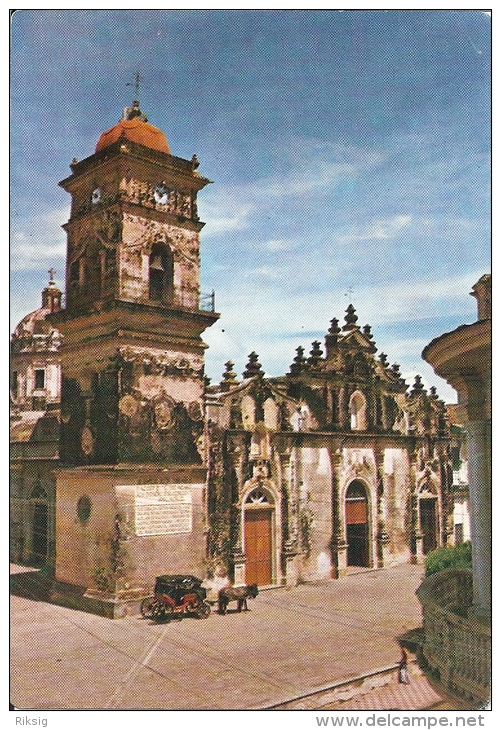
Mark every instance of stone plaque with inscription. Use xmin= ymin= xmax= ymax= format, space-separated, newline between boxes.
xmin=134 ymin=484 xmax=193 ymax=536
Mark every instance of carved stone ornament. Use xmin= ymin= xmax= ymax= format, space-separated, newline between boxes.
xmin=81 ymin=426 xmax=94 ymax=456
xmin=153 ymin=395 xmax=176 ymax=431
xmin=187 ymin=400 xmax=203 ymax=421
xmin=119 ymin=394 xmax=139 ymax=417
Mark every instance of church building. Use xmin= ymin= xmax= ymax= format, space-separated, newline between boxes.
xmin=205 ymin=310 xmax=453 ymax=587
xmin=10 ymin=99 xmax=455 ymax=614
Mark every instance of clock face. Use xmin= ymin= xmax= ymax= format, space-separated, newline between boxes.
xmin=154 ymin=184 xmax=169 ymax=205
xmin=91 ymin=187 xmax=101 ymax=204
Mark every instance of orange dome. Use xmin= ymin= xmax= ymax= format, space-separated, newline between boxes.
xmin=96 ymin=119 xmax=170 ymax=154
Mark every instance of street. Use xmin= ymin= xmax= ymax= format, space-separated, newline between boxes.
xmin=10 ymin=563 xmax=436 ymax=710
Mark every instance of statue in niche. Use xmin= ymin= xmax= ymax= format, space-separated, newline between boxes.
xmin=252 ymin=459 xmax=269 ymax=480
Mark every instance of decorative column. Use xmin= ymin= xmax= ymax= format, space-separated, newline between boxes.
xmin=279 ymin=450 xmax=299 ymax=586
xmin=338 ymin=387 xmax=349 ymax=431
xmin=438 ymin=444 xmax=454 ymax=547
xmin=329 ymin=447 xmax=348 ymax=578
xmin=227 ymin=435 xmax=246 ymax=585
xmin=464 ymin=420 xmax=491 ymax=619
xmin=375 ymin=447 xmax=390 ymax=567
xmin=409 ymin=446 xmax=424 ymax=563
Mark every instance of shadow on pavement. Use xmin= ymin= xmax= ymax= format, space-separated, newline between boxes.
xmin=10 ymin=569 xmax=53 ymax=603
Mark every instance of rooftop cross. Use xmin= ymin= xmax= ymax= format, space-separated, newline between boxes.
xmin=127 ymin=70 xmax=143 ymax=101
xmin=123 ymin=71 xmax=148 ymax=122
xmin=48 ymin=267 xmax=56 ymax=284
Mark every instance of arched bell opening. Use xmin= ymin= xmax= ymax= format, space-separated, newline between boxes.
xmin=149 ymin=244 xmax=174 ymax=303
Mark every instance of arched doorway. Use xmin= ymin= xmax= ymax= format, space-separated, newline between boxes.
xmin=420 ymin=497 xmax=439 ymax=554
xmin=345 ymin=480 xmax=370 ymax=567
xmin=244 ymin=488 xmax=274 ymax=586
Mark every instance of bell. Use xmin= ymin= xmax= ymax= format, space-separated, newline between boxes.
xmin=150 ymin=255 xmax=164 ymax=271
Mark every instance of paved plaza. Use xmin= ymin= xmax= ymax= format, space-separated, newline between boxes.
xmin=10 ymin=563 xmax=465 ymax=711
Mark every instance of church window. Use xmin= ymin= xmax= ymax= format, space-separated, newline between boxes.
xmin=77 ymin=495 xmax=92 ymax=522
xmin=34 ymin=369 xmax=45 ymax=390
xmin=246 ymin=488 xmax=270 ymax=504
xmin=349 ymin=390 xmax=367 ymax=430
xmin=149 ymin=245 xmax=174 ymax=302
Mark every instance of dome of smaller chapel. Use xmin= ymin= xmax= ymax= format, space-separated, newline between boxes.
xmin=11 ymin=273 xmax=63 ymax=353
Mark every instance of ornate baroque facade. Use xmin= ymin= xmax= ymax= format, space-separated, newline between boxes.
xmin=206 ymin=309 xmax=453 ymax=586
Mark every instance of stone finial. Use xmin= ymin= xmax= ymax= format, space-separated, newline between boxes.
xmin=378 ymin=352 xmax=389 ymax=367
xmin=410 ymin=374 xmax=426 ymax=396
xmin=429 ymin=385 xmax=439 ymax=400
xmin=342 ymin=304 xmax=359 ymax=331
xmin=243 ymin=352 xmax=263 ymax=379
xmin=289 ymin=346 xmax=307 ymax=376
xmin=307 ymin=340 xmax=323 ymax=367
xmin=391 ymin=362 xmax=401 ymax=377
xmin=328 ymin=317 xmax=341 ymax=336
xmin=363 ymin=324 xmax=373 ymax=340
xmin=220 ymin=360 xmax=238 ymax=391
xmin=325 ymin=317 xmax=341 ymax=356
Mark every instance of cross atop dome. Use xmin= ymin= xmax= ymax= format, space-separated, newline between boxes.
xmin=123 ymin=71 xmax=148 ymax=121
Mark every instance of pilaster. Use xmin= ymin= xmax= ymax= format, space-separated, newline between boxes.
xmin=329 ymin=447 xmax=348 ymax=578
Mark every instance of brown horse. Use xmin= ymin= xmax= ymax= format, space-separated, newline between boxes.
xmin=218 ymin=584 xmax=258 ymax=614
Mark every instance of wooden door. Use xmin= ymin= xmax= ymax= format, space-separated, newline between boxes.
xmin=244 ymin=508 xmax=272 ymax=586
xmin=420 ymin=498 xmax=438 ymax=554
xmin=345 ymin=482 xmax=369 ymax=567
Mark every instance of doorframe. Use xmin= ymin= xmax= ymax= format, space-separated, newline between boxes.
xmin=241 ymin=480 xmax=280 ymax=586
xmin=417 ymin=474 xmax=442 ymax=554
xmin=419 ymin=495 xmax=440 ymax=554
xmin=343 ymin=478 xmax=373 ymax=568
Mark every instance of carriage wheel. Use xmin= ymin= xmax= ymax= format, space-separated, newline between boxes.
xmin=156 ymin=605 xmax=173 ymax=622
xmin=196 ymin=601 xmax=211 ymax=619
xmin=140 ymin=596 xmax=157 ymax=619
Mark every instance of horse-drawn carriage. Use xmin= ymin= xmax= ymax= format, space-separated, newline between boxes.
xmin=140 ymin=574 xmax=211 ymax=621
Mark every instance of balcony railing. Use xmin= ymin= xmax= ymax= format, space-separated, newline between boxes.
xmin=416 ymin=569 xmax=490 ymax=705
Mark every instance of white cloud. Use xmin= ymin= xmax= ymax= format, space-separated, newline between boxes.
xmin=11 ymin=206 xmax=69 ymax=272
xmin=263 ymin=238 xmax=294 ymax=252
xmin=201 ymin=138 xmax=386 ymax=237
xmin=353 ymin=270 xmax=484 ymax=325
xmin=201 ymin=200 xmax=253 ymax=236
xmin=338 ymin=215 xmax=412 ymax=243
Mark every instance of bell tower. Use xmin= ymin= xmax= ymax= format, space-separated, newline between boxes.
xmin=54 ymin=99 xmax=219 ymax=465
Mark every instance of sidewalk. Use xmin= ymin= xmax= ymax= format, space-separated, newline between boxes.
xmin=310 ymin=663 xmax=478 ymax=711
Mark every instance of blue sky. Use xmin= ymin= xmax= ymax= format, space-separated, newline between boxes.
xmin=10 ymin=9 xmax=491 ymax=402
